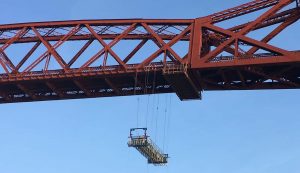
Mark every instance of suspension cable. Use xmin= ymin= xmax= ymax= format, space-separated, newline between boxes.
xmin=163 ymin=94 xmax=168 ymax=151
xmin=145 ymin=69 xmax=150 ymax=128
xmin=165 ymin=94 xmax=172 ymax=153
xmin=134 ymin=71 xmax=138 ymax=95
xmin=136 ymin=97 xmax=140 ymax=128
xmin=134 ymin=71 xmax=140 ymax=128
xmin=155 ymin=93 xmax=160 ymax=143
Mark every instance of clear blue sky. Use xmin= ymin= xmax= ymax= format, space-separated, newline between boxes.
xmin=0 ymin=1 xmax=300 ymax=173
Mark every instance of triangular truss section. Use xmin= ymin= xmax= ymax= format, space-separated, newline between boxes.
xmin=195 ymin=0 xmax=300 ymax=66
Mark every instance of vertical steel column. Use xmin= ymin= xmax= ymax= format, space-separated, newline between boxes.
xmin=191 ymin=17 xmax=211 ymax=68
xmin=190 ymin=19 xmax=202 ymax=68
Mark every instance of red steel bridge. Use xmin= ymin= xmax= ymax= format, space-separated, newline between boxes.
xmin=0 ymin=0 xmax=299 ymax=103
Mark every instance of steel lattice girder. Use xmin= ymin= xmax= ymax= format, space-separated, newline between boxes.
xmin=0 ymin=0 xmax=299 ymax=103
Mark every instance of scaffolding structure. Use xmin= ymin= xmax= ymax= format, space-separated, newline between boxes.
xmin=128 ymin=128 xmax=168 ymax=166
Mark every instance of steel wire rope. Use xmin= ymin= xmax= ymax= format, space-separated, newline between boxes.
xmin=134 ymin=71 xmax=140 ymax=128
xmin=150 ymin=69 xmax=157 ymax=142
xmin=154 ymin=68 xmax=160 ymax=144
xmin=155 ymin=93 xmax=160 ymax=143
xmin=166 ymin=94 xmax=172 ymax=154
xmin=163 ymin=94 xmax=172 ymax=173
xmin=144 ymin=68 xmax=151 ymax=128
xmin=162 ymin=94 xmax=168 ymax=152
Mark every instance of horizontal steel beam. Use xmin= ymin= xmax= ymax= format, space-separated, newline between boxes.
xmin=0 ymin=19 xmax=194 ymax=30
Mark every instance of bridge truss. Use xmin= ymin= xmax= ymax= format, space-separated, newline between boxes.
xmin=0 ymin=0 xmax=299 ymax=103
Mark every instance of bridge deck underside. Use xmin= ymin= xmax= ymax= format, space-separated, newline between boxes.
xmin=1 ymin=62 xmax=299 ymax=104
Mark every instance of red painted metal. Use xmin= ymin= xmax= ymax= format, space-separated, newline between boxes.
xmin=0 ymin=0 xmax=299 ymax=103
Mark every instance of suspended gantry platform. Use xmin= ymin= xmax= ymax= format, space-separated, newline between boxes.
xmin=128 ymin=128 xmax=168 ymax=166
